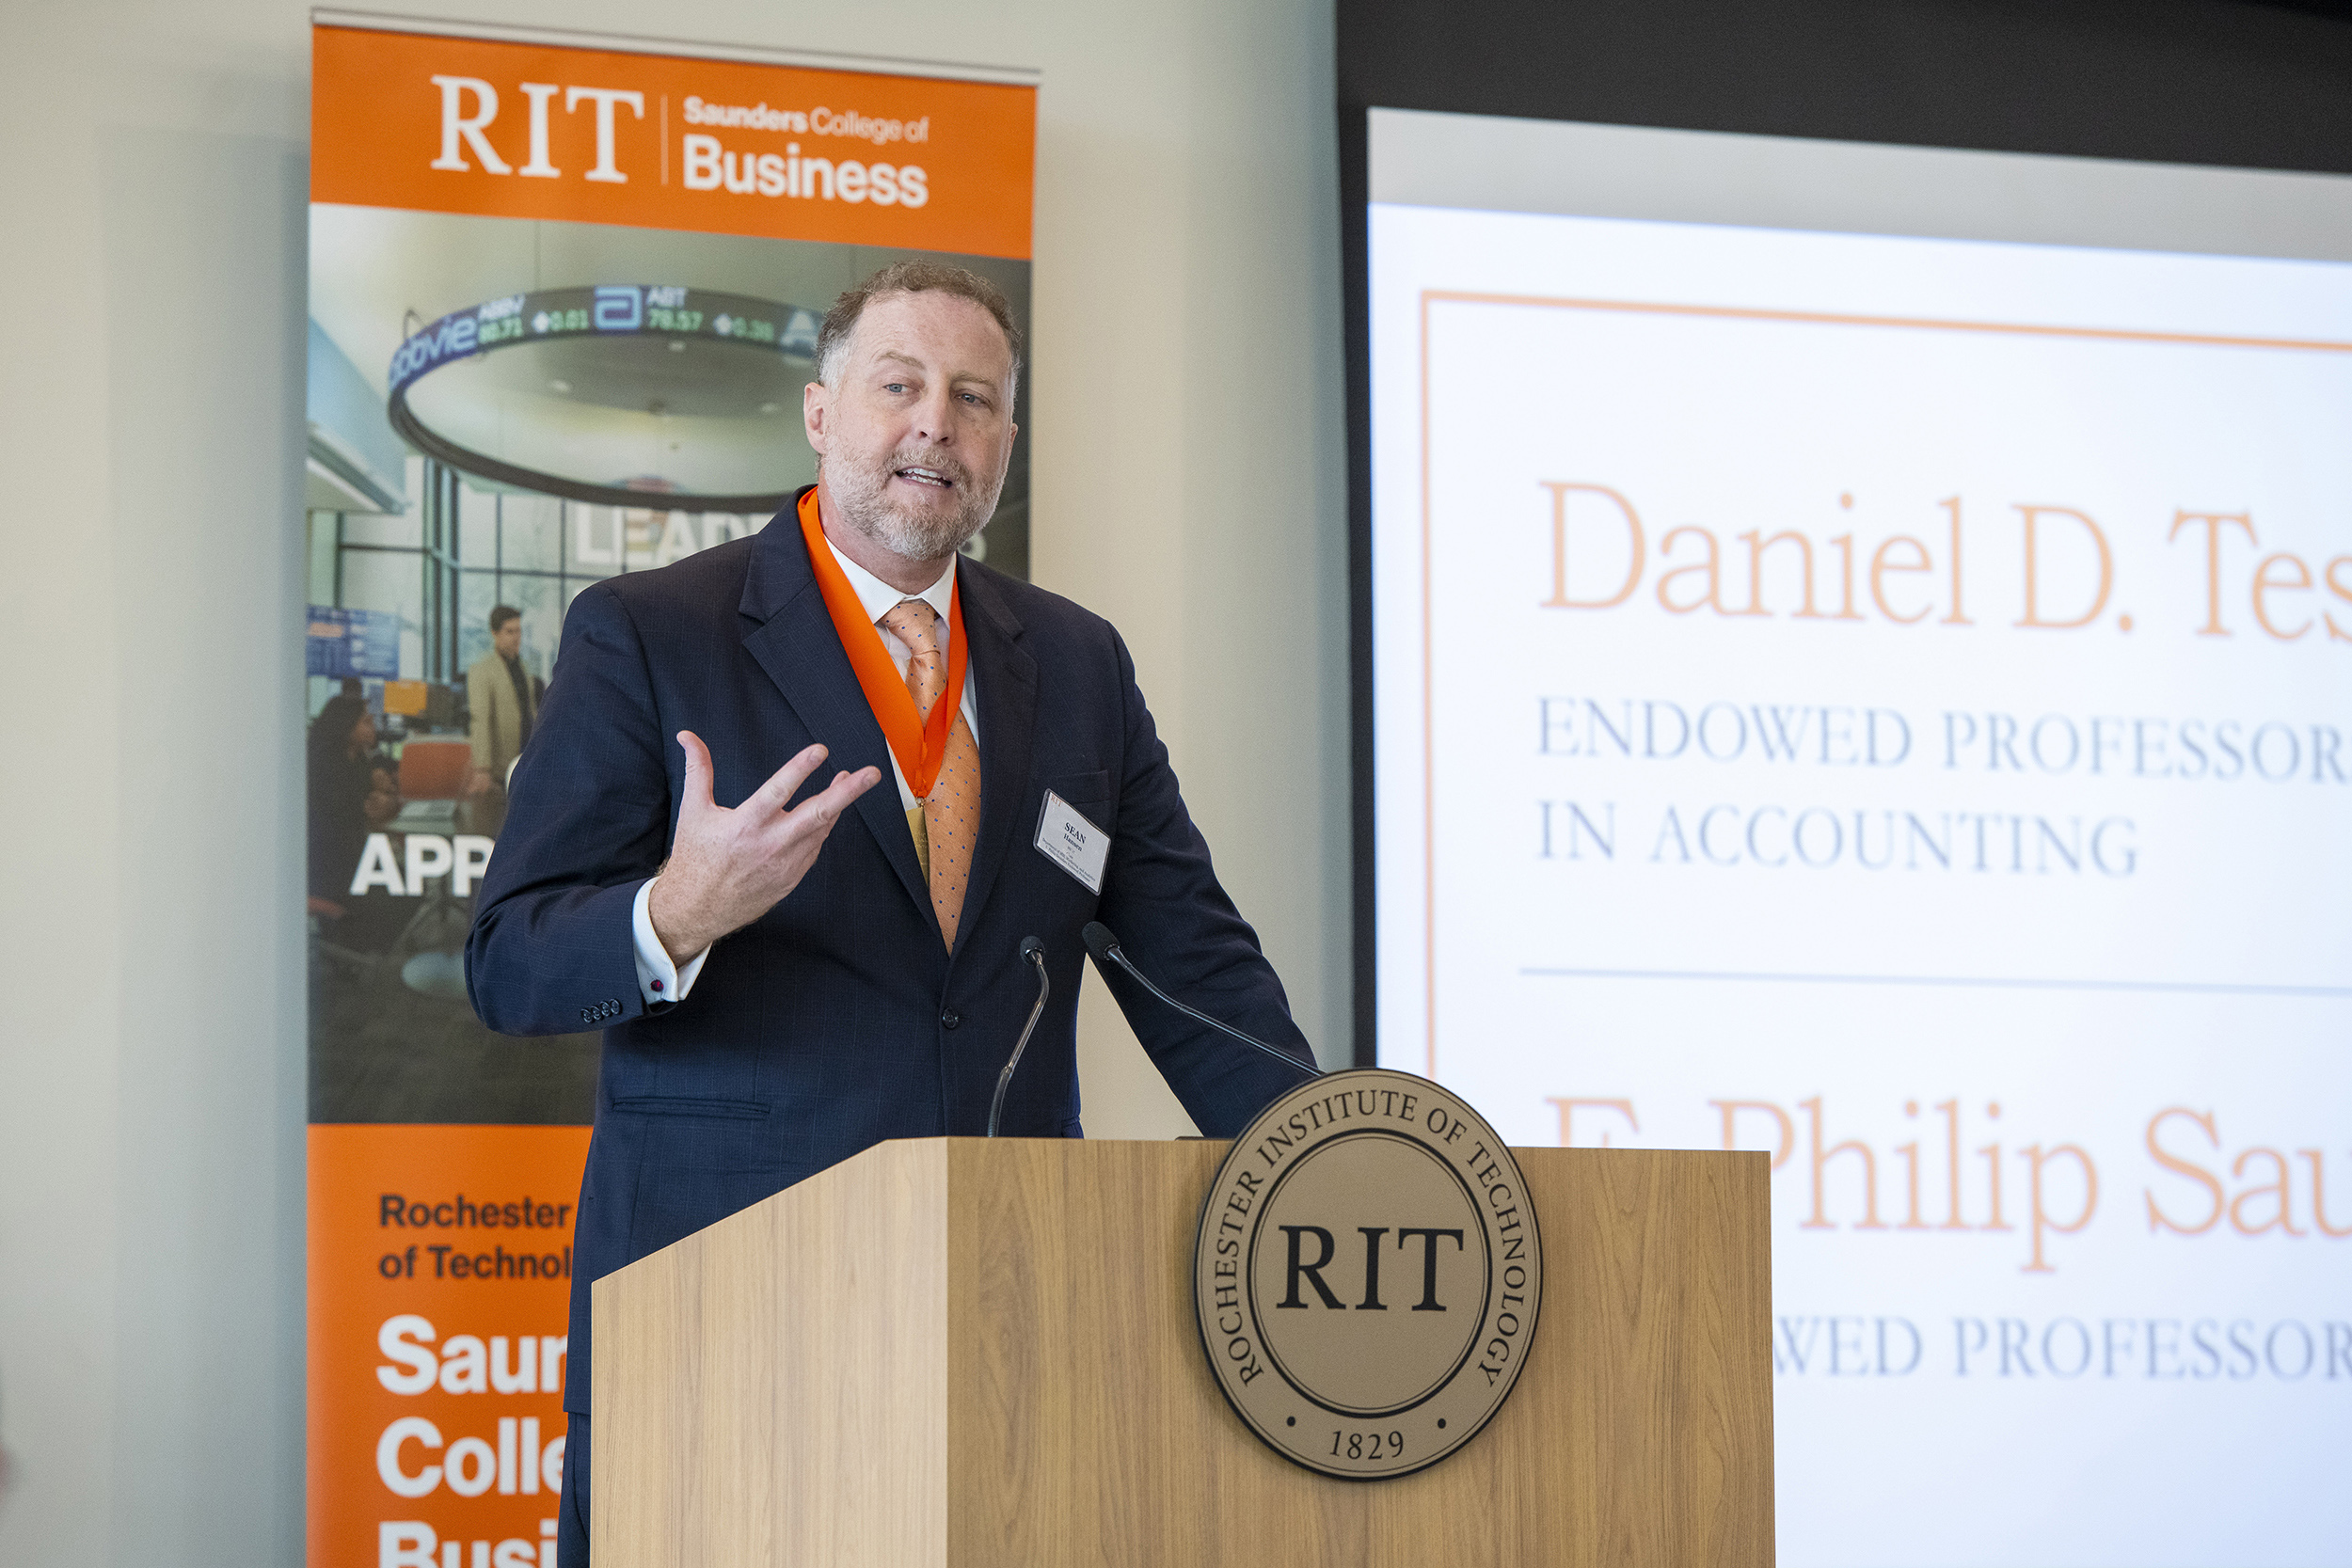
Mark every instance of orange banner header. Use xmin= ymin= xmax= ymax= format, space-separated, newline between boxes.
xmin=311 ymin=24 xmax=1037 ymax=259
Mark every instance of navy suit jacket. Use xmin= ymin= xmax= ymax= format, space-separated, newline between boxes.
xmin=466 ymin=496 xmax=1315 ymax=1414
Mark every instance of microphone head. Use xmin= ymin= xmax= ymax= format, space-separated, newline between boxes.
xmin=1080 ymin=921 xmax=1120 ymax=967
xmin=1019 ymin=934 xmax=1045 ymax=964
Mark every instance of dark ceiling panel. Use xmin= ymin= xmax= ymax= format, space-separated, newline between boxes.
xmin=1338 ymin=0 xmax=2352 ymax=175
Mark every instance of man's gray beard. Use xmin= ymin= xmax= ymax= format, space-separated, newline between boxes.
xmin=829 ymin=444 xmax=1004 ymax=561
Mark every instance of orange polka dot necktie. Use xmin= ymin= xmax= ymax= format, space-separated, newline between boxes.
xmin=878 ymin=599 xmax=980 ymax=949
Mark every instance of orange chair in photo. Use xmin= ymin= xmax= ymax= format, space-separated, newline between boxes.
xmin=397 ymin=737 xmax=473 ymax=803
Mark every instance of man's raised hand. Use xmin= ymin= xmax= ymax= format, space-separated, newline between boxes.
xmin=646 ymin=731 xmax=882 ymax=963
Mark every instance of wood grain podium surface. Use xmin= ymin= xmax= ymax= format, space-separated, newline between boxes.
xmin=596 ymin=1139 xmax=1772 ymax=1567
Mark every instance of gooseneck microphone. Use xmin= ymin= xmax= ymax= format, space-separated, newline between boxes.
xmin=987 ymin=935 xmax=1051 ymax=1138
xmin=1080 ymin=922 xmax=1320 ymax=1080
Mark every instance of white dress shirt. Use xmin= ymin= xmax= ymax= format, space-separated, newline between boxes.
xmin=629 ymin=534 xmax=978 ymax=1006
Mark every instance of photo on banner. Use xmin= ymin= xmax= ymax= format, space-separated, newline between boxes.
xmin=302 ymin=17 xmax=1035 ymax=1564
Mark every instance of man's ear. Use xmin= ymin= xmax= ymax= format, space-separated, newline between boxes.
xmin=803 ymin=377 xmax=831 ymax=454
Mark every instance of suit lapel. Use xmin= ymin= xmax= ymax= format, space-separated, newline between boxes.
xmin=738 ymin=505 xmax=936 ymax=926
xmin=952 ymin=561 xmax=1037 ymax=955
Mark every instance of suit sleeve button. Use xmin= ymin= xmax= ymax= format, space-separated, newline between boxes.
xmin=940 ymin=1009 xmax=961 ymax=1030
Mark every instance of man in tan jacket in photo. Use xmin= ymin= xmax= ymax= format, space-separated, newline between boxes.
xmin=466 ymin=604 xmax=542 ymax=837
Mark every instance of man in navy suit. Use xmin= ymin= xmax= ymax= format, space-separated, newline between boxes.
xmin=466 ymin=261 xmax=1315 ymax=1565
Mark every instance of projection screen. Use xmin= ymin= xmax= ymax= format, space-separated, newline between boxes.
xmin=1366 ymin=107 xmax=2352 ymax=1565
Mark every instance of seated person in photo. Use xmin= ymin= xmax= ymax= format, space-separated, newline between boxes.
xmin=307 ymin=693 xmax=403 ymax=945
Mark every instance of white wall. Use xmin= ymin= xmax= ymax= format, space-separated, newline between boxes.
xmin=0 ymin=1 xmax=1344 ymax=1562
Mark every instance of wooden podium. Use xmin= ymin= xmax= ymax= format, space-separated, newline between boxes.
xmin=594 ymin=1139 xmax=1772 ymax=1566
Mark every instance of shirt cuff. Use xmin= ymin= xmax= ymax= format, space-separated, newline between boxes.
xmin=630 ymin=877 xmax=711 ymax=1006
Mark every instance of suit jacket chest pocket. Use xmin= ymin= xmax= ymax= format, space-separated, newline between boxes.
xmin=1040 ymin=769 xmax=1112 ymax=831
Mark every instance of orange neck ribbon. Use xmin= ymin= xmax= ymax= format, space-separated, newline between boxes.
xmin=798 ymin=487 xmax=969 ymax=800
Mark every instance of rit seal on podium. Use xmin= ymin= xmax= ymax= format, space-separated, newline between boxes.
xmin=1192 ymin=1069 xmax=1543 ymax=1479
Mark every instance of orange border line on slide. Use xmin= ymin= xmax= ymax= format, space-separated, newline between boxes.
xmin=1414 ymin=288 xmax=2352 ymax=1079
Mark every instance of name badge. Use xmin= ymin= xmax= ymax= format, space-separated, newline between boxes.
xmin=1033 ymin=790 xmax=1109 ymax=893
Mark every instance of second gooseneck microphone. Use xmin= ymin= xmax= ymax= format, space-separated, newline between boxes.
xmin=987 ymin=935 xmax=1051 ymax=1138
xmin=1081 ymin=922 xmax=1320 ymax=1080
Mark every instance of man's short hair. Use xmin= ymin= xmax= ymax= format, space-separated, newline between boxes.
xmin=488 ymin=605 xmax=521 ymax=634
xmin=816 ymin=261 xmax=1023 ymax=396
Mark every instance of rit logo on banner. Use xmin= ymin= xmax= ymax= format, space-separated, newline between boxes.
xmin=429 ymin=76 xmax=643 ymax=183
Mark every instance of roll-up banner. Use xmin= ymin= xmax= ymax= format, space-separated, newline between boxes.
xmin=302 ymin=15 xmax=1035 ymax=1562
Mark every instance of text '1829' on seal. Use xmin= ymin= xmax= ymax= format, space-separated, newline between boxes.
xmin=1192 ymin=1068 xmax=1543 ymax=1480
